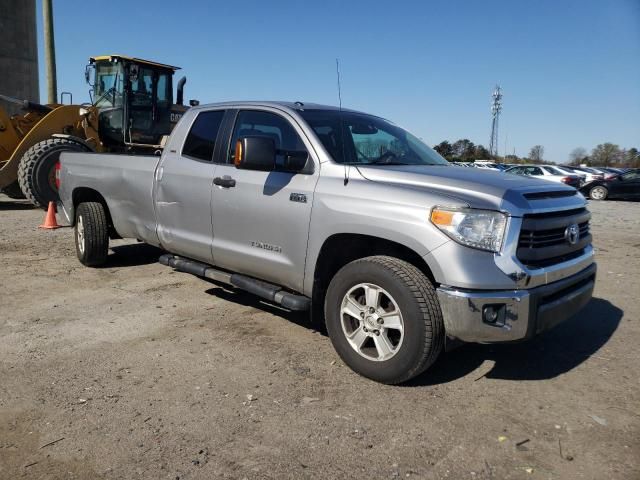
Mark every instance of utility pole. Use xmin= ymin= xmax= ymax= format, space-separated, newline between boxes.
xmin=489 ymin=85 xmax=502 ymax=159
xmin=43 ymin=0 xmax=57 ymax=104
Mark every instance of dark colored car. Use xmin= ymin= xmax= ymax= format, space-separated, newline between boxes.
xmin=580 ymin=169 xmax=640 ymax=200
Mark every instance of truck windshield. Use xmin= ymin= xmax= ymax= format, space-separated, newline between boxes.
xmin=299 ymin=109 xmax=448 ymax=166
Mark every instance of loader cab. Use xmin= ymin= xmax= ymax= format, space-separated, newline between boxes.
xmin=88 ymin=55 xmax=186 ymax=150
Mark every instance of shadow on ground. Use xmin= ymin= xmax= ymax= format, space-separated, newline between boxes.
xmin=0 ymin=200 xmax=35 ymax=211
xmin=107 ymin=243 xmax=164 ymax=267
xmin=204 ymin=285 xmax=315 ymax=333
xmin=408 ymin=297 xmax=622 ymax=386
xmin=202 ymin=286 xmax=621 ymax=385
xmin=106 ymin=246 xmax=621 ymax=385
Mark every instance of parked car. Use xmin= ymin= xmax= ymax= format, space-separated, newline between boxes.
xmin=572 ymin=166 xmax=605 ymax=183
xmin=593 ymin=167 xmax=625 ymax=180
xmin=580 ymin=168 xmax=640 ymax=200
xmin=57 ymin=101 xmax=596 ymax=384
xmin=555 ymin=165 xmax=588 ymax=185
xmin=505 ymin=164 xmax=581 ymax=188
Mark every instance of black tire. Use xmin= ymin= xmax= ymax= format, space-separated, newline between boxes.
xmin=589 ymin=185 xmax=608 ymax=201
xmin=1 ymin=180 xmax=26 ymax=199
xmin=75 ymin=202 xmax=109 ymax=267
xmin=325 ymin=256 xmax=444 ymax=384
xmin=18 ymin=138 xmax=90 ymax=209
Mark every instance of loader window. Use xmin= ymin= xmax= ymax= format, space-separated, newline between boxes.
xmin=130 ymin=68 xmax=153 ymax=107
xmin=157 ymin=74 xmax=170 ymax=104
xmin=182 ymin=110 xmax=225 ymax=161
xmin=94 ymin=62 xmax=124 ymax=108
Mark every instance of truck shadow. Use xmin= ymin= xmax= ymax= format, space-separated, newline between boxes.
xmin=203 ymin=284 xmax=315 ymax=332
xmin=408 ymin=297 xmax=622 ymax=386
xmin=106 ymin=244 xmax=165 ymax=267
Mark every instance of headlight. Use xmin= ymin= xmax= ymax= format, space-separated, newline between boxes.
xmin=430 ymin=207 xmax=507 ymax=252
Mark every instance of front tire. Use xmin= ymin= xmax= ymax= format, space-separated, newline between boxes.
xmin=18 ymin=138 xmax=90 ymax=209
xmin=325 ymin=256 xmax=444 ymax=384
xmin=75 ymin=202 xmax=109 ymax=267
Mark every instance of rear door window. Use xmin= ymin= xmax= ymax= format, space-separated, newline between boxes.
xmin=182 ymin=110 xmax=225 ymax=161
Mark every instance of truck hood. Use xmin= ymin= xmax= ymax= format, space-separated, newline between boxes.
xmin=356 ymin=165 xmax=587 ymax=215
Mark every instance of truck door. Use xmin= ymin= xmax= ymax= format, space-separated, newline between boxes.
xmin=154 ymin=109 xmax=225 ymax=263
xmin=210 ymin=109 xmax=319 ymax=292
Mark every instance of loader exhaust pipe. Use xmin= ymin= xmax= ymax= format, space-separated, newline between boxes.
xmin=176 ymin=76 xmax=186 ymax=106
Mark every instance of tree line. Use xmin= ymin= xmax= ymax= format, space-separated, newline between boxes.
xmin=567 ymin=144 xmax=639 ymax=168
xmin=433 ymin=139 xmax=640 ymax=168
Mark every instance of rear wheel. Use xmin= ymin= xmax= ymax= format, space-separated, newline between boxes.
xmin=589 ymin=185 xmax=608 ymax=201
xmin=18 ymin=138 xmax=90 ymax=209
xmin=325 ymin=256 xmax=444 ymax=384
xmin=75 ymin=202 xmax=109 ymax=267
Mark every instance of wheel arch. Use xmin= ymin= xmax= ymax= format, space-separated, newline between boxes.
xmin=310 ymin=233 xmax=437 ymax=320
xmin=72 ymin=187 xmax=120 ymax=239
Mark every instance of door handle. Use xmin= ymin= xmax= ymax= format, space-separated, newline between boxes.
xmin=213 ymin=176 xmax=236 ymax=188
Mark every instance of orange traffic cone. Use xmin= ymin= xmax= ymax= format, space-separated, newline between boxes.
xmin=39 ymin=201 xmax=61 ymax=229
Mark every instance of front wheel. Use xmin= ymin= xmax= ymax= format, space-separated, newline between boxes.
xmin=325 ymin=256 xmax=444 ymax=384
xmin=75 ymin=202 xmax=109 ymax=267
xmin=589 ymin=185 xmax=608 ymax=201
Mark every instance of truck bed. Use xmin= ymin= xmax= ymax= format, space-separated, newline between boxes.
xmin=58 ymin=152 xmax=161 ymax=245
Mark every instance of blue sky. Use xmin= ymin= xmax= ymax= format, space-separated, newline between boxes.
xmin=35 ymin=0 xmax=639 ymax=163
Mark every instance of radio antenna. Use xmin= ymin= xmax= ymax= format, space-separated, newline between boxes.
xmin=336 ymin=58 xmax=349 ymax=185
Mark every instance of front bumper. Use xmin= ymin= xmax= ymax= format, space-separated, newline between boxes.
xmin=436 ymin=263 xmax=596 ymax=343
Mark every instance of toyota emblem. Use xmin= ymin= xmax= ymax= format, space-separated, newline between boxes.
xmin=565 ymin=223 xmax=579 ymax=245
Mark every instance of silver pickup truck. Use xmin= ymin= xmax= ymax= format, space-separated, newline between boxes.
xmin=58 ymin=101 xmax=596 ymax=384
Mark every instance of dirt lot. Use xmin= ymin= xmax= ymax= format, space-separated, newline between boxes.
xmin=0 ymin=195 xmax=638 ymax=480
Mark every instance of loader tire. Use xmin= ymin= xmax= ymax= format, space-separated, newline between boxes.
xmin=1 ymin=181 xmax=26 ymax=199
xmin=18 ymin=138 xmax=90 ymax=209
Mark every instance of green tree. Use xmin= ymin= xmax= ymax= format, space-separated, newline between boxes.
xmin=433 ymin=141 xmax=453 ymax=160
xmin=625 ymin=147 xmax=639 ymax=167
xmin=473 ymin=145 xmax=491 ymax=160
xmin=452 ymin=139 xmax=475 ymax=162
xmin=590 ymin=143 xmax=622 ymax=167
xmin=528 ymin=145 xmax=544 ymax=163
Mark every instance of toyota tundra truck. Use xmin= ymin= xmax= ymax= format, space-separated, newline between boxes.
xmin=57 ymin=101 xmax=596 ymax=384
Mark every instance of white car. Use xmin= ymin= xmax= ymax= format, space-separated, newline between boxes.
xmin=554 ymin=166 xmax=588 ymax=185
xmin=572 ymin=166 xmax=605 ymax=183
xmin=505 ymin=165 xmax=581 ymax=188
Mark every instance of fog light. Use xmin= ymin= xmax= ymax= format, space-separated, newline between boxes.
xmin=483 ymin=304 xmax=505 ymax=326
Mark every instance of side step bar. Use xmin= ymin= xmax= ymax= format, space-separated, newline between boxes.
xmin=159 ymin=254 xmax=311 ymax=311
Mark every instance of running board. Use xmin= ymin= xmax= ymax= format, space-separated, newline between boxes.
xmin=158 ymin=254 xmax=311 ymax=311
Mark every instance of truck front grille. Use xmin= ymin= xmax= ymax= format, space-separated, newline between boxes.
xmin=517 ymin=208 xmax=591 ymax=268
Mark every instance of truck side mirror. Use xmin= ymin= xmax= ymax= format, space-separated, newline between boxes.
xmin=234 ymin=136 xmax=276 ymax=171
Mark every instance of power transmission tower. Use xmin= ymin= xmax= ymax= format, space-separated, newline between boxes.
xmin=489 ymin=85 xmax=502 ymax=158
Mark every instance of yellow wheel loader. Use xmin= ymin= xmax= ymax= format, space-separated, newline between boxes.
xmin=0 ymin=55 xmax=190 ymax=208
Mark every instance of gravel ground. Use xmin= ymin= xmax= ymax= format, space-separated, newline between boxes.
xmin=0 ymin=194 xmax=638 ymax=479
